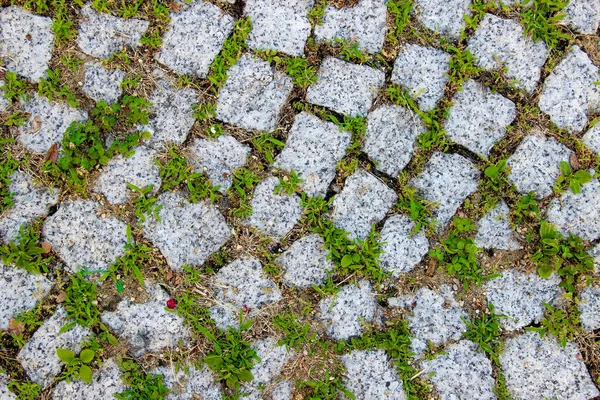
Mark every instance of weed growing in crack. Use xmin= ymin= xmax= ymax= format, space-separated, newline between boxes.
xmin=228 ymin=168 xmax=261 ymax=218
xmin=308 ymin=0 xmax=327 ymax=27
xmin=2 ymin=72 xmax=28 ymax=103
xmin=527 ymin=302 xmax=580 ymax=347
xmin=0 ymin=138 xmax=21 ymax=213
xmin=127 ymin=183 xmax=162 ymax=223
xmin=0 ymin=223 xmax=51 ymax=275
xmin=252 ymin=133 xmax=285 ymax=164
xmin=333 ymin=38 xmax=370 ymax=64
xmin=447 ymin=47 xmax=483 ymax=87
xmin=284 ymin=57 xmax=318 ymax=89
xmin=101 ymin=226 xmax=151 ymax=290
xmin=6 ymin=380 xmax=41 ymax=400
xmin=553 ymin=160 xmax=593 ymax=194
xmin=395 ymin=176 xmax=437 ymax=233
xmin=386 ymin=0 xmax=414 ymax=44
xmin=38 ymin=68 xmax=79 ymax=107
xmin=116 ymin=358 xmax=170 ymax=400
xmin=273 ymin=312 xmax=316 ymax=350
xmin=299 ymin=371 xmax=355 ymax=400
xmin=462 ymin=303 xmax=505 ymax=364
xmin=520 ymin=0 xmax=570 ymax=49
xmin=275 ymin=169 xmax=304 ymax=196
xmin=56 ymin=347 xmax=97 ymax=383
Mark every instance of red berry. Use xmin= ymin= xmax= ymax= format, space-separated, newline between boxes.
xmin=166 ymin=299 xmax=177 ymax=309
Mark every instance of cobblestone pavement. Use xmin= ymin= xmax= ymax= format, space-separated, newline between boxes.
xmin=0 ymin=0 xmax=600 ymax=399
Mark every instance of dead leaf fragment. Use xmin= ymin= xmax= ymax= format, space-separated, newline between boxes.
xmin=44 ymin=143 xmax=59 ymax=163
xmin=8 ymin=318 xmax=25 ymax=335
xmin=570 ymin=152 xmax=580 ymax=170
xmin=56 ymin=291 xmax=67 ymax=304
xmin=41 ymin=241 xmax=52 ymax=254
xmin=426 ymin=258 xmax=437 ymax=277
xmin=169 ymin=2 xmax=181 ymax=12
xmin=32 ymin=116 xmax=42 ymax=132
xmin=165 ymin=268 xmax=173 ymax=282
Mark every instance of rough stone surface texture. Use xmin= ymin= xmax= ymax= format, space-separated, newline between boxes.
xmin=82 ymin=62 xmax=125 ymax=104
xmin=579 ymin=285 xmax=600 ymax=331
xmin=0 ymin=373 xmax=16 ymax=400
xmin=52 ymin=358 xmax=126 ymax=400
xmin=151 ymin=364 xmax=222 ymax=400
xmin=475 ymin=201 xmax=522 ymax=251
xmin=413 ymin=0 xmax=471 ymax=39
xmin=583 ymin=123 xmax=600 ymax=154
xmin=546 ymin=180 xmax=600 ymax=241
xmin=244 ymin=338 xmax=295 ymax=398
xmin=275 ymin=234 xmax=335 ymax=288
xmin=564 ymin=0 xmax=600 ymax=34
xmin=378 ymin=215 xmax=429 ymax=277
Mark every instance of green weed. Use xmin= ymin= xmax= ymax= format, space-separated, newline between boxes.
xmin=38 ymin=68 xmax=79 ymax=107
xmin=387 ymin=0 xmax=414 ymax=43
xmin=3 ymin=112 xmax=29 ymax=127
xmin=252 ymin=133 xmax=285 ymax=164
xmin=228 ymin=168 xmax=261 ymax=218
xmin=520 ymin=0 xmax=570 ymax=49
xmin=300 ymin=371 xmax=355 ymax=400
xmin=3 ymin=72 xmax=28 ymax=103
xmin=527 ymin=303 xmax=579 ymax=347
xmin=395 ymin=179 xmax=437 ymax=233
xmin=116 ymin=359 xmax=170 ymax=400
xmin=275 ymin=169 xmax=303 ymax=196
xmin=334 ymin=38 xmax=369 ymax=64
xmin=0 ymin=138 xmax=20 ymax=213
xmin=192 ymin=103 xmax=217 ymax=121
xmin=284 ymin=57 xmax=318 ymax=89
xmin=447 ymin=48 xmax=482 ymax=86
xmin=511 ymin=191 xmax=540 ymax=226
xmin=6 ymin=380 xmax=41 ymax=400
xmin=273 ymin=312 xmax=315 ymax=350
xmin=56 ymin=347 xmax=96 ymax=383
xmin=0 ymin=224 xmax=51 ymax=274
xmin=308 ymin=0 xmax=327 ymax=27
xmin=462 ymin=303 xmax=505 ymax=364
xmin=553 ymin=161 xmax=593 ymax=194
xmin=101 ymin=226 xmax=151 ymax=290
xmin=50 ymin=0 xmax=78 ymax=44
xmin=60 ymin=54 xmax=84 ymax=73
xmin=128 ymin=184 xmax=162 ymax=223
xmin=206 ymin=123 xmax=225 ymax=139
xmin=140 ymin=30 xmax=163 ymax=49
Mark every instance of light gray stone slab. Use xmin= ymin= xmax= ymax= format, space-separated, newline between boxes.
xmin=243 ymin=338 xmax=295 ymax=399
xmin=0 ymin=6 xmax=54 ymax=82
xmin=151 ymin=364 xmax=221 ymax=400
xmin=564 ymin=0 xmax=600 ymax=34
xmin=0 ymin=83 xmax=10 ymax=111
xmin=467 ymin=14 xmax=549 ymax=93
xmin=475 ymin=201 xmax=522 ymax=251
xmin=188 ymin=134 xmax=250 ymax=193
xmin=274 ymin=112 xmax=351 ymax=197
xmin=546 ymin=180 xmax=600 ymax=241
xmin=101 ymin=282 xmax=190 ymax=357
xmin=216 ymin=53 xmax=293 ymax=132
xmin=52 ymin=358 xmax=127 ymax=400
xmin=500 ymin=331 xmax=600 ymax=400
xmin=539 ymin=46 xmax=600 ymax=133
xmin=17 ymin=93 xmax=87 ymax=154
xmin=507 ymin=132 xmax=572 ymax=199
xmin=318 ymin=280 xmax=379 ymax=340
xmin=582 ymin=123 xmax=600 ymax=154
xmin=413 ymin=0 xmax=472 ymax=40
xmin=314 ymin=0 xmax=387 ymax=54
xmin=0 ymin=171 xmax=59 ymax=243
xmin=341 ymin=349 xmax=407 ymax=400
xmin=244 ymin=176 xmax=303 ymax=238
xmin=142 ymin=191 xmax=232 ymax=271
xmin=391 ymin=44 xmax=450 ymax=112
xmin=410 ymin=152 xmax=480 ymax=229
xmin=245 ymin=0 xmax=314 ymax=56
xmin=156 ymin=1 xmax=234 ymax=78
xmin=485 ymin=269 xmax=561 ymax=331
xmin=444 ymin=79 xmax=516 ymax=156
xmin=330 ymin=169 xmax=397 ymax=240
xmin=590 ymin=244 xmax=600 ymax=271
xmin=0 ymin=373 xmax=16 ymax=400
xmin=306 ymin=56 xmax=385 ymax=117
xmin=364 ymin=104 xmax=425 ymax=177
xmin=378 ymin=215 xmax=429 ymax=277
xmin=579 ymin=285 xmax=600 ymax=331
xmin=82 ymin=62 xmax=125 ymax=104
xmin=275 ymin=233 xmax=335 ymax=288
xmin=421 ymin=340 xmax=496 ymax=400
xmin=18 ymin=306 xmax=93 ymax=388
xmin=43 ymin=199 xmax=128 ymax=273
xmin=77 ymin=5 xmax=149 ymax=58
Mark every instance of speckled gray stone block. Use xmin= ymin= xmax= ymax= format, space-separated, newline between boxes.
xmin=582 ymin=123 xmax=600 ymax=154
xmin=413 ymin=0 xmax=472 ymax=40
xmin=244 ymin=338 xmax=295 ymax=398
xmin=411 ymin=152 xmax=480 ymax=229
xmin=590 ymin=244 xmax=600 ymax=271
xmin=507 ymin=132 xmax=572 ymax=199
xmin=156 ymin=2 xmax=233 ymax=78
xmin=546 ymin=180 xmax=600 ymax=241
xmin=306 ymin=56 xmax=385 ymax=117
xmin=342 ymin=349 xmax=407 ymax=400
xmin=318 ymin=280 xmax=379 ymax=340
xmin=364 ymin=104 xmax=425 ymax=177
xmin=475 ymin=201 xmax=521 ymax=251
xmin=18 ymin=306 xmax=93 ymax=388
xmin=330 ymin=169 xmax=396 ymax=240
xmin=421 ymin=340 xmax=496 ymax=400
xmin=275 ymin=234 xmax=335 ymax=288
xmin=244 ymin=176 xmax=303 ymax=238
xmin=0 ymin=171 xmax=59 ymax=243
xmin=500 ymin=331 xmax=600 ymax=400
xmin=82 ymin=62 xmax=125 ymax=104
xmin=0 ymin=261 xmax=52 ymax=330
xmin=17 ymin=93 xmax=87 ymax=154
xmin=142 ymin=191 xmax=231 ymax=271
xmin=539 ymin=46 xmax=600 ymax=133
xmin=0 ymin=84 xmax=10 ymax=111
xmin=391 ymin=44 xmax=450 ymax=112
xmin=151 ymin=364 xmax=221 ymax=400
xmin=77 ymin=5 xmax=149 ymax=58
xmin=188 ymin=134 xmax=250 ymax=193
xmin=274 ymin=112 xmax=351 ymax=196
xmin=216 ymin=54 xmax=293 ymax=132
xmin=315 ymin=0 xmax=387 ymax=54
xmin=52 ymin=358 xmax=127 ymax=400
xmin=0 ymin=374 xmax=16 ymax=400
xmin=0 ymin=6 xmax=54 ymax=82
xmin=444 ymin=79 xmax=516 ymax=156
xmin=43 ymin=199 xmax=128 ymax=273
xmin=101 ymin=282 xmax=190 ymax=357
xmin=485 ymin=269 xmax=561 ymax=331
xmin=564 ymin=0 xmax=600 ymax=34
xmin=245 ymin=0 xmax=314 ymax=56
xmin=378 ymin=215 xmax=429 ymax=277
xmin=579 ymin=285 xmax=600 ymax=331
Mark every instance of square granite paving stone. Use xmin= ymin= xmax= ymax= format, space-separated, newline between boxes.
xmin=273 ymin=112 xmax=351 ymax=197
xmin=500 ymin=331 xmax=600 ymax=400
xmin=77 ymin=5 xmax=149 ymax=59
xmin=17 ymin=93 xmax=88 ymax=154
xmin=546 ymin=180 xmax=600 ymax=241
xmin=242 ymin=338 xmax=295 ymax=399
xmin=17 ymin=306 xmax=93 ymax=388
xmin=0 ymin=373 xmax=16 ymax=400
xmin=156 ymin=1 xmax=233 ymax=78
xmin=582 ymin=123 xmax=600 ymax=154
xmin=421 ymin=340 xmax=496 ymax=400
xmin=391 ymin=44 xmax=451 ymax=112
xmin=151 ymin=364 xmax=222 ymax=400
xmin=410 ymin=152 xmax=480 ymax=230
xmin=564 ymin=0 xmax=600 ymax=34
xmin=579 ymin=285 xmax=600 ymax=331
xmin=0 ymin=171 xmax=59 ymax=243
xmin=51 ymin=358 xmax=127 ymax=400
xmin=275 ymin=233 xmax=335 ymax=288
xmin=378 ymin=215 xmax=429 ymax=277
xmin=82 ymin=62 xmax=125 ymax=104
xmin=244 ymin=176 xmax=303 ymax=239
xmin=306 ymin=56 xmax=385 ymax=117
xmin=485 ymin=269 xmax=561 ymax=331
xmin=363 ymin=104 xmax=426 ymax=177
xmin=245 ymin=0 xmax=314 ymax=57
xmin=141 ymin=191 xmax=232 ymax=271
xmin=100 ymin=282 xmax=191 ymax=357
xmin=314 ymin=0 xmax=388 ymax=54
xmin=341 ymin=349 xmax=407 ymax=400
xmin=0 ymin=261 xmax=53 ymax=330
xmin=42 ymin=199 xmax=129 ymax=273
xmin=539 ymin=45 xmax=600 ymax=133
xmin=216 ymin=53 xmax=293 ymax=132
xmin=475 ymin=200 xmax=522 ymax=251
xmin=0 ymin=6 xmax=54 ymax=82
xmin=413 ymin=0 xmax=472 ymax=40
xmin=506 ymin=132 xmax=572 ymax=199
xmin=188 ymin=134 xmax=251 ymax=193
xmin=444 ymin=79 xmax=516 ymax=156
xmin=467 ymin=14 xmax=549 ymax=93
